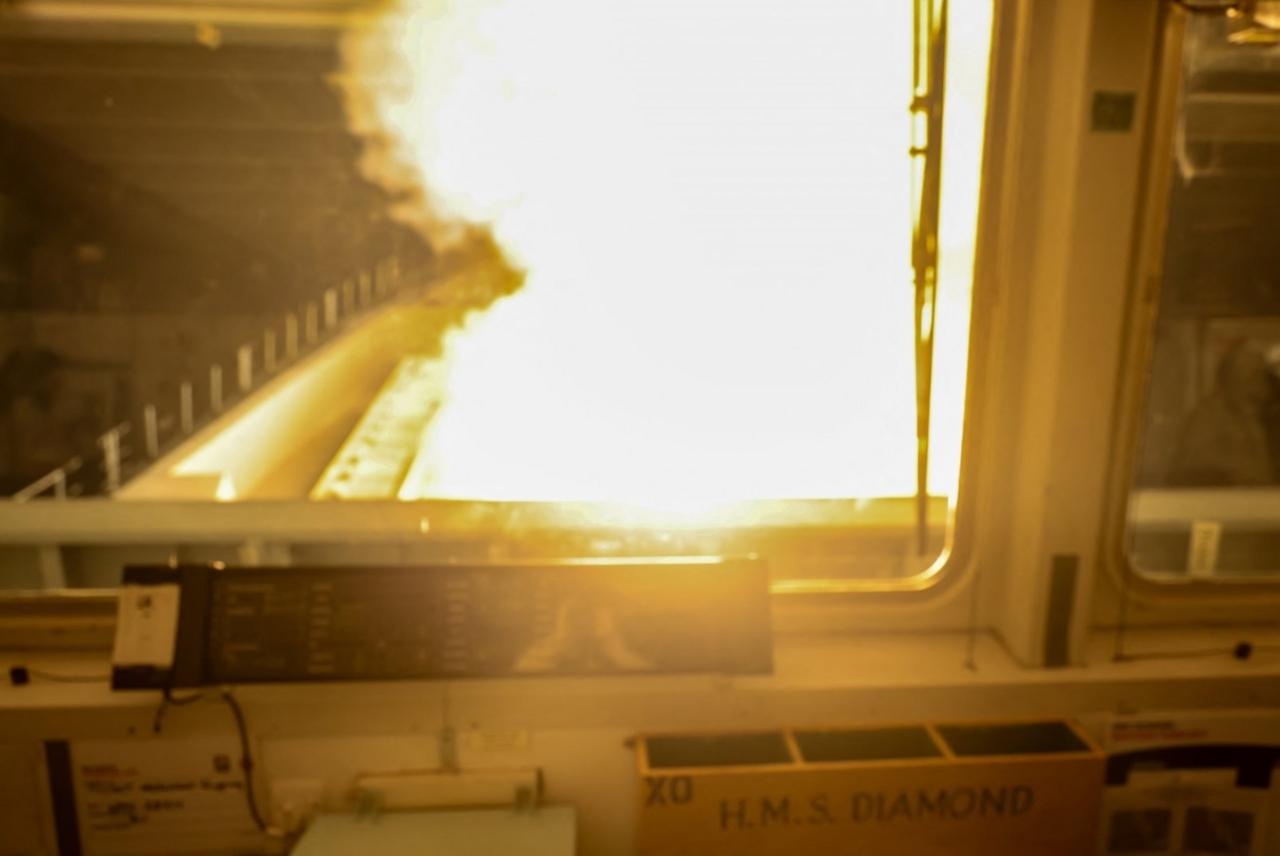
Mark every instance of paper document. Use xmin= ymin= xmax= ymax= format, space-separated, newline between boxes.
xmin=112 ymin=584 xmax=180 ymax=667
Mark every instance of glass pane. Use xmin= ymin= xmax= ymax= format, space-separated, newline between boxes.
xmin=1127 ymin=9 xmax=1280 ymax=579
xmin=0 ymin=1 xmax=991 ymax=587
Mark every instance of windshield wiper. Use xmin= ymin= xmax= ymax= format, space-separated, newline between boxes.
xmin=910 ymin=0 xmax=949 ymax=555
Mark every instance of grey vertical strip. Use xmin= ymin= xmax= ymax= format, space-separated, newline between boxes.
xmin=43 ymin=740 xmax=82 ymax=856
xmin=1044 ymin=554 xmax=1078 ymax=667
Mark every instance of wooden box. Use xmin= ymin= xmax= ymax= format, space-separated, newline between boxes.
xmin=636 ymin=719 xmax=1104 ymax=856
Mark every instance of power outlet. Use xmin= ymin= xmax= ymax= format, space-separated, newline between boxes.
xmin=269 ymin=778 xmax=326 ymax=835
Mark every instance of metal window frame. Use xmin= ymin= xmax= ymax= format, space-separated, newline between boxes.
xmin=1102 ymin=0 xmax=1280 ymax=603
xmin=0 ymin=0 xmax=1007 ymax=605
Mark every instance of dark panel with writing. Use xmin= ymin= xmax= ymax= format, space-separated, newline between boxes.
xmin=113 ymin=558 xmax=771 ymax=689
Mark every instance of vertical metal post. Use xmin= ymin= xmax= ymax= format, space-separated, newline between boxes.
xmin=100 ymin=428 xmax=121 ymax=494
xmin=323 ymin=289 xmax=338 ymax=330
xmin=305 ymin=303 xmax=319 ymax=345
xmin=144 ymin=405 xmax=159 ymax=458
xmin=37 ymin=546 xmax=67 ymax=589
xmin=180 ymin=381 xmax=194 ymax=433
xmin=374 ymin=260 xmax=388 ymax=297
xmin=342 ymin=279 xmax=355 ymax=315
xmin=358 ymin=272 xmax=372 ymax=307
xmin=909 ymin=0 xmax=948 ymax=556
xmin=263 ymin=328 xmax=278 ymax=373
xmin=237 ymin=344 xmax=253 ymax=392
xmin=210 ymin=364 xmax=223 ymax=413
xmin=285 ymin=314 xmax=300 ymax=360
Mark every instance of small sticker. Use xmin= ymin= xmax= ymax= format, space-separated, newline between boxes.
xmin=1187 ymin=521 xmax=1222 ymax=578
xmin=112 ymin=585 xmax=180 ymax=667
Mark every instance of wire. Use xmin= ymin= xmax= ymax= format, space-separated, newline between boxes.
xmin=220 ymin=688 xmax=269 ymax=833
xmin=152 ymin=687 xmax=204 ymax=734
xmin=147 ymin=687 xmax=268 ymax=833
xmin=165 ymin=687 xmax=205 ymax=704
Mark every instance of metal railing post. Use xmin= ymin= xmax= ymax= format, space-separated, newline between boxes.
xmin=305 ymin=303 xmax=319 ymax=345
xmin=144 ymin=405 xmax=159 ymax=458
xmin=286 ymin=313 xmax=300 ymax=359
xmin=263 ymin=328 xmax=278 ymax=373
xmin=210 ymin=364 xmax=223 ymax=413
xmin=342 ymin=279 xmax=355 ymax=315
xmin=237 ymin=344 xmax=253 ymax=392
xmin=359 ymin=272 xmax=372 ymax=308
xmin=100 ymin=428 xmax=122 ymax=494
xmin=13 ymin=458 xmax=81 ymax=501
xmin=323 ymin=289 xmax=338 ymax=330
xmin=180 ymin=381 xmax=194 ymax=433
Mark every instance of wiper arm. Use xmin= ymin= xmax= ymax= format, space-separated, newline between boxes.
xmin=910 ymin=0 xmax=949 ymax=555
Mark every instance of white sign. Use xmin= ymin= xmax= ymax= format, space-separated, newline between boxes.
xmin=73 ymin=738 xmax=266 ymax=855
xmin=111 ymin=585 xmax=179 ymax=668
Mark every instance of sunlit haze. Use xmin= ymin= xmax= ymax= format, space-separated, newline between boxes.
xmin=346 ymin=0 xmax=991 ymax=504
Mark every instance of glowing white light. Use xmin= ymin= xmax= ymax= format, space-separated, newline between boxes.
xmin=347 ymin=0 xmax=992 ymax=504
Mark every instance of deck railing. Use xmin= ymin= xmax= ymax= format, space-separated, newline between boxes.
xmin=11 ymin=259 xmax=407 ymax=502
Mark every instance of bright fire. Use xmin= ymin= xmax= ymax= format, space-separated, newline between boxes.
xmin=347 ymin=0 xmax=991 ymax=504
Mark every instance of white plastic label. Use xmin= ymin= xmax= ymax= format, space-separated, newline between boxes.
xmin=112 ymin=584 xmax=180 ymax=667
xmin=73 ymin=738 xmax=263 ymax=855
xmin=1187 ymin=520 xmax=1222 ymax=579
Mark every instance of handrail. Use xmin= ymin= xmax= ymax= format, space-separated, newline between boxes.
xmin=9 ymin=257 xmax=408 ymax=502
xmin=11 ymin=456 xmax=83 ymax=502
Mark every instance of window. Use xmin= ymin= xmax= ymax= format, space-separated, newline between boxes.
xmin=1125 ymin=3 xmax=1280 ymax=580
xmin=0 ymin=1 xmax=993 ymax=589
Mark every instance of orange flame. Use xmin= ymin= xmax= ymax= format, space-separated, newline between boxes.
xmin=347 ymin=0 xmax=991 ymax=505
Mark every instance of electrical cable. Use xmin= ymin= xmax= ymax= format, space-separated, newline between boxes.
xmin=147 ymin=686 xmax=268 ymax=833
xmin=152 ymin=687 xmax=204 ymax=734
xmin=164 ymin=687 xmax=205 ymax=705
xmin=219 ymin=688 xmax=269 ymax=833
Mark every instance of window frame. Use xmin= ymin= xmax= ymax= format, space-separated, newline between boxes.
xmin=0 ymin=0 xmax=1007 ymax=605
xmin=1103 ymin=0 xmax=1280 ymax=603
